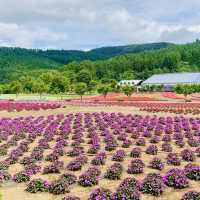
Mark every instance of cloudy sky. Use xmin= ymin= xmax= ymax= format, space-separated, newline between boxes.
xmin=1 ymin=0 xmax=200 ymax=50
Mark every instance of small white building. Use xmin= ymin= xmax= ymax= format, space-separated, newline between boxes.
xmin=118 ymin=80 xmax=142 ymax=86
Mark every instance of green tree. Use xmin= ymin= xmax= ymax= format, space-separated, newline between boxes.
xmin=122 ymin=85 xmax=135 ymax=97
xmin=97 ymin=85 xmax=110 ymax=99
xmin=76 ymin=70 xmax=91 ymax=85
xmin=9 ymin=81 xmax=22 ymax=98
xmin=32 ymin=80 xmax=48 ymax=99
xmin=39 ymin=72 xmax=54 ymax=85
xmin=75 ymin=82 xmax=87 ymax=101
xmin=49 ymin=75 xmax=69 ymax=99
xmin=88 ymin=80 xmax=98 ymax=93
xmin=120 ymin=70 xmax=135 ymax=80
xmin=174 ymin=84 xmax=183 ymax=94
xmin=174 ymin=84 xmax=193 ymax=99
xmin=19 ymin=76 xmax=34 ymax=93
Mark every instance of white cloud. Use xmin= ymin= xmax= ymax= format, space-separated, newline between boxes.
xmin=0 ymin=0 xmax=200 ymax=49
xmin=0 ymin=22 xmax=68 ymax=48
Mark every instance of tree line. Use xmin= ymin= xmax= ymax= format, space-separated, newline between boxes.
xmin=1 ymin=41 xmax=200 ymax=97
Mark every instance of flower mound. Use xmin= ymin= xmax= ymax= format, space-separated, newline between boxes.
xmin=91 ymin=152 xmax=106 ymax=165
xmin=163 ymin=168 xmax=189 ymax=189
xmin=145 ymin=145 xmax=158 ymax=155
xmin=62 ymin=196 xmax=80 ymax=200
xmin=0 ymin=170 xmax=11 ymax=183
xmin=127 ymin=159 xmax=145 ymax=174
xmin=112 ymin=177 xmax=140 ymax=200
xmin=130 ymin=147 xmax=141 ymax=158
xmin=184 ymin=163 xmax=200 ymax=181
xmin=112 ymin=150 xmax=126 ymax=162
xmin=49 ymin=179 xmax=69 ymax=195
xmin=149 ymin=157 xmax=164 ymax=171
xmin=88 ymin=187 xmax=112 ymax=200
xmin=181 ymin=190 xmax=200 ymax=200
xmin=141 ymin=173 xmax=164 ymax=196
xmin=26 ymin=179 xmax=49 ymax=193
xmin=167 ymin=153 xmax=181 ymax=166
xmin=104 ymin=163 xmax=123 ymax=180
xmin=78 ymin=167 xmax=100 ymax=187
xmin=13 ymin=171 xmax=30 ymax=183
xmin=181 ymin=149 xmax=196 ymax=162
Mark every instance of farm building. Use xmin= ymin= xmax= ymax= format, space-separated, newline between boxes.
xmin=142 ymin=72 xmax=200 ymax=91
xmin=118 ymin=80 xmax=142 ymax=86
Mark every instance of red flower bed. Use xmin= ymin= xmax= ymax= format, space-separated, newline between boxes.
xmin=84 ymin=92 xmax=160 ymax=102
xmin=0 ymin=100 xmax=61 ymax=112
xmin=163 ymin=92 xmax=200 ymax=101
xmin=137 ymin=102 xmax=200 ymax=114
xmin=163 ymin=92 xmax=184 ymax=99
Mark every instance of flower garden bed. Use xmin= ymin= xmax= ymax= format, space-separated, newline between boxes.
xmin=0 ymin=112 xmax=200 ymax=200
xmin=0 ymin=100 xmax=61 ymax=112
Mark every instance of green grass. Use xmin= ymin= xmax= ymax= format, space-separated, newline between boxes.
xmin=0 ymin=93 xmax=96 ymax=101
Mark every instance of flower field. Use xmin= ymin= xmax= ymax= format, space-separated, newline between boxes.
xmin=0 ymin=112 xmax=199 ymax=200
xmin=163 ymin=92 xmax=200 ymax=101
xmin=83 ymin=92 xmax=160 ymax=101
xmin=0 ymin=101 xmax=61 ymax=112
xmin=138 ymin=102 xmax=200 ymax=115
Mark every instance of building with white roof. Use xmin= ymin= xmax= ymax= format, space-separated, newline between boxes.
xmin=118 ymin=80 xmax=142 ymax=86
xmin=142 ymin=72 xmax=200 ymax=91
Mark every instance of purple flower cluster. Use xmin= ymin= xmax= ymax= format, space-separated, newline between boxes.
xmin=1 ymin=112 xmax=200 ymax=199
xmin=66 ymin=156 xmax=88 ymax=171
xmin=181 ymin=190 xmax=200 ymax=200
xmin=145 ymin=145 xmax=158 ymax=155
xmin=13 ymin=171 xmax=30 ymax=183
xmin=184 ymin=163 xmax=200 ymax=181
xmin=141 ymin=173 xmax=164 ymax=196
xmin=135 ymin=138 xmax=146 ymax=146
xmin=0 ymin=170 xmax=11 ymax=183
xmin=161 ymin=142 xmax=173 ymax=152
xmin=26 ymin=179 xmax=50 ymax=193
xmin=88 ymin=187 xmax=112 ymax=200
xmin=167 ymin=153 xmax=181 ymax=166
xmin=122 ymin=139 xmax=132 ymax=148
xmin=78 ymin=167 xmax=101 ymax=187
xmin=112 ymin=150 xmax=126 ymax=162
xmin=49 ymin=173 xmax=77 ymax=195
xmin=127 ymin=159 xmax=145 ymax=174
xmin=105 ymin=135 xmax=118 ymax=151
xmin=62 ymin=196 xmax=80 ymax=200
xmin=149 ymin=157 xmax=164 ymax=171
xmin=91 ymin=152 xmax=107 ymax=165
xmin=181 ymin=149 xmax=196 ymax=162
xmin=104 ymin=163 xmax=123 ymax=180
xmin=112 ymin=177 xmax=140 ymax=200
xmin=163 ymin=168 xmax=189 ymax=189
xmin=130 ymin=147 xmax=141 ymax=158
xmin=43 ymin=161 xmax=64 ymax=174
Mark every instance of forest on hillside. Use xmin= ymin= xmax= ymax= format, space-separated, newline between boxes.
xmin=1 ymin=41 xmax=200 ymax=95
xmin=0 ymin=42 xmax=172 ymax=83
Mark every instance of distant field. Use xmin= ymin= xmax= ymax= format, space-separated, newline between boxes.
xmin=0 ymin=107 xmax=199 ymax=200
xmin=0 ymin=94 xmax=82 ymax=101
xmin=0 ymin=93 xmax=199 ymax=200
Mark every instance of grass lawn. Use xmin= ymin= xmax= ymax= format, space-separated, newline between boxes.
xmin=0 ymin=94 xmax=89 ymax=101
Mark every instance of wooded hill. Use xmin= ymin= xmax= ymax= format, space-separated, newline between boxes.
xmin=0 ymin=42 xmax=172 ymax=82
xmin=1 ymin=41 xmax=200 ymax=84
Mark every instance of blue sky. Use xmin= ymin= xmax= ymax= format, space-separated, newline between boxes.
xmin=0 ymin=0 xmax=200 ymax=50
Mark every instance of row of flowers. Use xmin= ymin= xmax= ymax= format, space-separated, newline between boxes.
xmin=1 ymin=170 xmax=199 ymax=200
xmin=0 ymin=112 xmax=199 ymax=199
xmin=0 ymin=100 xmax=61 ymax=111
xmin=163 ymin=92 xmax=200 ymax=101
